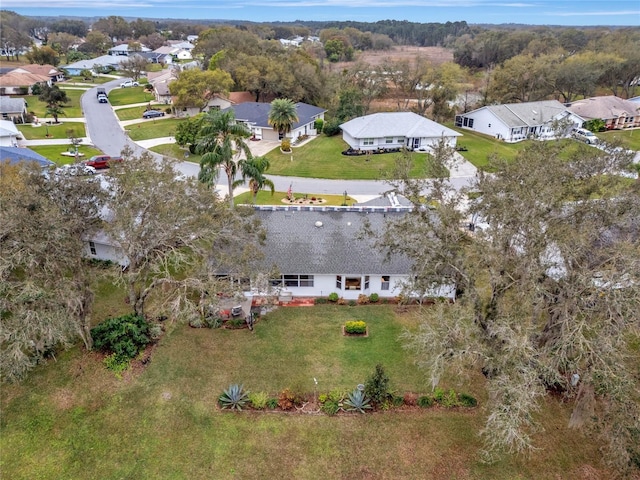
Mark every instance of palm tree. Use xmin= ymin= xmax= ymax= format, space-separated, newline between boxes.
xmin=45 ymin=105 xmax=66 ymax=124
xmin=236 ymin=156 xmax=275 ymax=204
xmin=195 ymin=109 xmax=252 ymax=208
xmin=268 ymin=98 xmax=299 ymax=142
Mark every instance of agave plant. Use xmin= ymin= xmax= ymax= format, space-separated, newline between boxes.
xmin=219 ymin=384 xmax=249 ymax=410
xmin=344 ymin=388 xmax=372 ymax=413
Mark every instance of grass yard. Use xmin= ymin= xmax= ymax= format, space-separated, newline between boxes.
xmin=64 ymin=75 xmax=112 ymax=85
xmin=0 ymin=286 xmax=611 ymax=480
xmin=598 ymin=128 xmax=640 ymax=151
xmin=265 ymin=135 xmax=432 ymax=180
xmin=17 ymin=121 xmax=86 ymax=140
xmin=235 ymin=190 xmax=356 ymax=206
xmin=449 ymin=126 xmax=531 ymax=169
xmin=21 ymin=89 xmax=85 ymax=118
xmin=149 ymin=143 xmax=201 ymax=162
xmin=125 ymin=118 xmax=183 ymax=141
xmin=28 ymin=144 xmax=103 ymax=166
xmin=108 ymin=85 xmax=155 ymax=106
xmin=115 ymin=105 xmax=166 ymax=121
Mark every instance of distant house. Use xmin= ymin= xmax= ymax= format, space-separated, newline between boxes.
xmin=15 ymin=64 xmax=64 ymax=83
xmin=0 ymin=70 xmax=50 ymax=95
xmin=167 ymin=40 xmax=195 ymax=52
xmin=340 ymin=112 xmax=461 ymax=152
xmin=455 ymin=100 xmax=583 ymax=142
xmin=565 ymin=96 xmax=640 ymax=130
xmin=107 ymin=44 xmax=151 ymax=56
xmin=61 ymin=55 xmax=127 ymax=75
xmin=251 ymin=207 xmax=456 ymax=301
xmin=0 ymin=146 xmax=55 ymax=167
xmin=0 ymin=120 xmax=21 ymax=146
xmin=226 ymin=101 xmax=326 ymax=141
xmin=0 ymin=96 xmax=28 ymax=123
xmin=84 ymin=230 xmax=129 ymax=267
xmin=134 ymin=51 xmax=170 ymax=64
xmin=147 ymin=68 xmax=178 ymax=104
xmin=279 ymin=36 xmax=304 ymax=47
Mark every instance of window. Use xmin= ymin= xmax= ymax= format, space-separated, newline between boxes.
xmin=381 ymin=276 xmax=390 ymax=290
xmin=363 ymin=138 xmax=374 ymax=146
xmin=455 ymin=116 xmax=463 ymax=127
xmin=336 ymin=275 xmax=343 ymax=289
xmin=385 ymin=137 xmax=393 ymax=144
xmin=89 ymin=241 xmax=96 ymax=255
xmin=283 ymin=274 xmax=314 ymax=287
xmin=488 ymin=123 xmax=491 ymax=128
xmin=364 ymin=276 xmax=370 ymax=290
xmin=468 ymin=118 xmax=474 ymax=128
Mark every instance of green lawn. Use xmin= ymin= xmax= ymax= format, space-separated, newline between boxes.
xmin=149 ymin=143 xmax=201 ymax=162
xmin=125 ymin=118 xmax=183 ymax=141
xmin=28 ymin=144 xmax=103 ymax=166
xmin=0 ymin=277 xmax=610 ymax=480
xmin=235 ymin=190 xmax=357 ymax=206
xmin=598 ymin=128 xmax=640 ymax=151
xmin=22 ymin=89 xmax=84 ymax=118
xmin=63 ymin=75 xmax=112 ymax=85
xmin=265 ymin=135 xmax=431 ymax=180
xmin=108 ymin=86 xmax=155 ymax=106
xmin=450 ymin=126 xmax=530 ymax=169
xmin=115 ymin=105 xmax=161 ymax=121
xmin=17 ymin=122 xmax=86 ymax=140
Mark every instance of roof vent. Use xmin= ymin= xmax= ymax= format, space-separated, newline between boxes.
xmin=315 ymin=221 xmax=323 ymax=228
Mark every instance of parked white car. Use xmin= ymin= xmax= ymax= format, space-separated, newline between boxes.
xmin=55 ymin=164 xmax=97 ymax=176
xmin=120 ymin=80 xmax=139 ymax=88
xmin=572 ymin=128 xmax=599 ymax=145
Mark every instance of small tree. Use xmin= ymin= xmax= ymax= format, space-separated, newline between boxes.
xmin=364 ymin=364 xmax=392 ymax=406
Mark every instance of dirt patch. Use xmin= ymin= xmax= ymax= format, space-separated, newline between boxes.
xmin=51 ymin=388 xmax=76 ymax=411
xmin=328 ymin=45 xmax=454 ymax=70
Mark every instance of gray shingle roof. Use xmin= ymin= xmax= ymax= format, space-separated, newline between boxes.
xmin=0 ymin=146 xmax=55 ymax=167
xmin=226 ymin=102 xmax=326 ymax=129
xmin=482 ymin=100 xmax=569 ymax=128
xmin=0 ymin=96 xmax=27 ymax=114
xmin=340 ymin=112 xmax=461 ymax=139
xmin=255 ymin=209 xmax=411 ymax=275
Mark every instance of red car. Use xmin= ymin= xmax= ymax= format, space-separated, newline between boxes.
xmin=84 ymin=155 xmax=123 ymax=170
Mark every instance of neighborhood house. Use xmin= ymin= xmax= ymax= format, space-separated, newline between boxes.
xmin=340 ymin=112 xmax=461 ymax=152
xmin=455 ymin=100 xmax=583 ymax=142
xmin=565 ymin=96 xmax=640 ymax=130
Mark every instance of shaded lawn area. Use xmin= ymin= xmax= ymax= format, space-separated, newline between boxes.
xmin=265 ymin=135 xmax=432 ymax=180
xmin=235 ymin=190 xmax=357 ymax=206
xmin=22 ymin=89 xmax=84 ymax=118
xmin=108 ymin=86 xmax=155 ymax=106
xmin=17 ymin=122 xmax=86 ymax=140
xmin=29 ymin=144 xmax=103 ymax=166
xmin=125 ymin=118 xmax=183 ymax=141
xmin=149 ymin=143 xmax=201 ymax=162
xmin=0 ymin=297 xmax=610 ymax=480
xmin=598 ymin=128 xmax=640 ymax=151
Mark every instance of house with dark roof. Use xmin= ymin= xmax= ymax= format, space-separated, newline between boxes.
xmin=455 ymin=100 xmax=583 ymax=142
xmin=225 ymin=102 xmax=326 ymax=141
xmin=341 ymin=112 xmax=461 ymax=152
xmin=0 ymin=146 xmax=55 ymax=167
xmin=252 ymin=207 xmax=456 ymax=301
xmin=565 ymin=96 xmax=640 ymax=130
xmin=0 ymin=96 xmax=28 ymax=123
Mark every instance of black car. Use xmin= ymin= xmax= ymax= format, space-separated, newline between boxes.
xmin=142 ymin=109 xmax=165 ymax=119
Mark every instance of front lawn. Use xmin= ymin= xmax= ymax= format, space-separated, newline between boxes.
xmin=149 ymin=143 xmax=201 ymax=162
xmin=28 ymin=144 xmax=103 ymax=166
xmin=22 ymin=89 xmax=84 ymax=118
xmin=115 ymin=105 xmax=166 ymax=121
xmin=17 ymin=122 xmax=86 ymax=140
xmin=265 ymin=135 xmax=431 ymax=180
xmin=449 ymin=126 xmax=530 ymax=169
xmin=598 ymin=128 xmax=640 ymax=152
xmin=0 ymin=294 xmax=610 ymax=479
xmin=125 ymin=118 xmax=183 ymax=141
xmin=108 ymin=86 xmax=155 ymax=106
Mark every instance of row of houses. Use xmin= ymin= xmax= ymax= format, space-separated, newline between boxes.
xmin=456 ymin=96 xmax=640 ymax=142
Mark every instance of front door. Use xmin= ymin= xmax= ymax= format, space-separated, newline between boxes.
xmin=412 ymin=138 xmax=420 ymax=150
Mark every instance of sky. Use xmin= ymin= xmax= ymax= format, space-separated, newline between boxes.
xmin=3 ymin=0 xmax=640 ymax=26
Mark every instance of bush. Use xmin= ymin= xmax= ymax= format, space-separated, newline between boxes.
xmin=344 ymin=320 xmax=367 ymax=334
xmin=328 ymin=292 xmax=339 ymax=302
xmin=365 ymin=364 xmax=391 ymax=406
xmin=314 ymin=297 xmax=328 ymax=304
xmin=369 ymin=293 xmax=379 ymax=303
xmin=458 ymin=393 xmax=478 ymax=407
xmin=417 ymin=395 xmax=434 ymax=408
xmin=266 ymin=397 xmax=279 ymax=409
xmin=314 ymin=118 xmax=324 ymax=133
xmin=320 ymin=400 xmax=340 ymax=415
xmin=357 ymin=294 xmax=370 ymax=305
xmin=323 ymin=118 xmax=341 ymax=136
xmin=219 ymin=384 xmax=249 ymax=410
xmin=91 ymin=314 xmax=150 ymax=362
xmin=433 ymin=387 xmax=459 ymax=408
xmin=278 ymin=388 xmax=299 ymax=411
xmin=328 ymin=389 xmax=346 ymax=403
xmin=281 ymin=138 xmax=291 ymax=152
xmin=337 ymin=297 xmax=347 ymax=305
xmin=344 ymin=389 xmax=372 ymax=413
xmin=348 ymin=300 xmax=357 ymax=307
xmin=248 ymin=391 xmax=269 ymax=410
xmin=103 ymin=353 xmax=129 ymax=376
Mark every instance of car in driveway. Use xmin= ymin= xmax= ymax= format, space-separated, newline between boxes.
xmin=120 ymin=80 xmax=139 ymax=88
xmin=84 ymin=155 xmax=123 ymax=170
xmin=55 ymin=164 xmax=97 ymax=176
xmin=572 ymin=128 xmax=599 ymax=145
xmin=142 ymin=109 xmax=165 ymax=119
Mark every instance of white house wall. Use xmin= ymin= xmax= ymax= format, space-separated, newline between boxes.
xmin=458 ymin=109 xmax=511 ymax=140
xmin=84 ymin=240 xmax=128 ymax=267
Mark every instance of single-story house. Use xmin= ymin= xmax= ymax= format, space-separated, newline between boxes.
xmin=251 ymin=207 xmax=456 ymax=301
xmin=0 ymin=120 xmax=21 ymax=146
xmin=167 ymin=40 xmax=195 ymax=52
xmin=0 ymin=146 xmax=55 ymax=167
xmin=107 ymin=44 xmax=151 ymax=56
xmin=455 ymin=100 xmax=584 ymax=142
xmin=84 ymin=230 xmax=129 ymax=267
xmin=0 ymin=71 xmax=51 ymax=95
xmin=147 ymin=68 xmax=178 ymax=104
xmin=225 ymin=101 xmax=326 ymax=141
xmin=340 ymin=112 xmax=461 ymax=152
xmin=61 ymin=55 xmax=127 ymax=76
xmin=15 ymin=64 xmax=64 ymax=83
xmin=0 ymin=96 xmax=28 ymax=123
xmin=565 ymin=96 xmax=640 ymax=130
xmin=134 ymin=51 xmax=170 ymax=64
